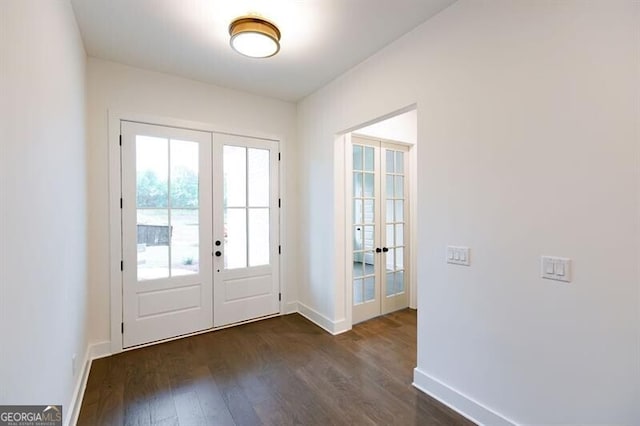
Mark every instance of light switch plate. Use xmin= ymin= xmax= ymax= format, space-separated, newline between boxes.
xmin=541 ymin=256 xmax=571 ymax=282
xmin=447 ymin=246 xmax=470 ymax=266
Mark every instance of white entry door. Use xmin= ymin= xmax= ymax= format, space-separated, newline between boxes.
xmin=352 ymin=135 xmax=409 ymax=324
xmin=213 ymin=133 xmax=280 ymax=327
xmin=121 ymin=121 xmax=213 ymax=348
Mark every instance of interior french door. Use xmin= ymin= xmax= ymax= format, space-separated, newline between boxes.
xmin=213 ymin=133 xmax=280 ymax=327
xmin=121 ymin=122 xmax=280 ymax=347
xmin=121 ymin=121 xmax=213 ymax=348
xmin=352 ymin=135 xmax=409 ymax=324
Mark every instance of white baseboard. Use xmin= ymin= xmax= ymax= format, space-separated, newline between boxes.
xmin=89 ymin=341 xmax=111 ymax=361
xmin=283 ymin=301 xmax=299 ymax=315
xmin=413 ymin=368 xmax=516 ymax=426
xmin=332 ymin=317 xmax=350 ymax=335
xmin=297 ymin=302 xmax=350 ymax=335
xmin=66 ymin=341 xmax=112 ymax=426
xmin=65 ymin=345 xmax=90 ymax=426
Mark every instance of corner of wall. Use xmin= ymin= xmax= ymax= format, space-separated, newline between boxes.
xmin=66 ymin=341 xmax=111 ymax=426
xmin=297 ymin=302 xmax=351 ymax=335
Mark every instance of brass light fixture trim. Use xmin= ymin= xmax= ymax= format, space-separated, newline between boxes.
xmin=229 ymin=16 xmax=281 ymax=58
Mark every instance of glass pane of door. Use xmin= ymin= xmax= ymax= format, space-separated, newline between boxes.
xmin=353 ymin=144 xmax=376 ymax=305
xmin=223 ymin=146 xmax=247 ymax=269
xmin=223 ymin=146 xmax=271 ymax=270
xmin=136 ymin=136 xmax=200 ymax=280
xmin=170 ymin=140 xmax=200 ymax=276
xmin=384 ymin=149 xmax=406 ymax=297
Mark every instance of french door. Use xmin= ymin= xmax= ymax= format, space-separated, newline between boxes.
xmin=213 ymin=133 xmax=280 ymax=328
xmin=121 ymin=122 xmax=213 ymax=348
xmin=121 ymin=121 xmax=279 ymax=348
xmin=352 ymin=135 xmax=409 ymax=324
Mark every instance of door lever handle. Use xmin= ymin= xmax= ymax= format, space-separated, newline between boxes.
xmin=375 ymin=248 xmax=382 ymax=253
xmin=382 ymin=247 xmax=389 ymax=252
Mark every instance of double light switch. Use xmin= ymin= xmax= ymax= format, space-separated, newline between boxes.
xmin=541 ymin=256 xmax=572 ymax=282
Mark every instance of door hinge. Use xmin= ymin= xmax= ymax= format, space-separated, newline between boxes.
xmin=279 ymin=293 xmax=282 ymax=301
xmin=120 ymin=198 xmax=123 ymax=209
xmin=121 ymin=322 xmax=124 ymax=334
xmin=119 ymin=135 xmax=122 ymax=146
xmin=278 ymin=152 xmax=281 ymax=161
xmin=278 ymin=198 xmax=281 ymax=208
xmin=278 ymin=245 xmax=281 ymax=255
xmin=120 ymin=260 xmax=123 ymax=271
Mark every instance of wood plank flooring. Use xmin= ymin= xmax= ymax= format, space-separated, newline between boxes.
xmin=77 ymin=309 xmax=474 ymax=425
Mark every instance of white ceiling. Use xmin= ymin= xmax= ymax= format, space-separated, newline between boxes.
xmin=71 ymin=0 xmax=456 ymax=101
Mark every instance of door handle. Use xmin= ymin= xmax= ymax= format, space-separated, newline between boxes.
xmin=215 ymin=240 xmax=222 ymax=246
xmin=375 ymin=248 xmax=382 ymax=253
xmin=382 ymin=247 xmax=389 ymax=252
xmin=215 ymin=251 xmax=222 ymax=257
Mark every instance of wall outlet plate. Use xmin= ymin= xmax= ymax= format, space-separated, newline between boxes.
xmin=72 ymin=354 xmax=77 ymax=376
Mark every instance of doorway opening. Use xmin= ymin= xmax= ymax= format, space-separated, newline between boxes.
xmin=344 ymin=108 xmax=417 ymax=325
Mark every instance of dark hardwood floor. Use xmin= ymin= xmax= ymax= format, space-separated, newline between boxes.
xmin=77 ymin=309 xmax=474 ymax=425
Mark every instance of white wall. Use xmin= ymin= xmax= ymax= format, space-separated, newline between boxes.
xmin=297 ymin=0 xmax=640 ymax=424
xmin=86 ymin=58 xmax=298 ymax=345
xmin=0 ymin=0 xmax=88 ymax=422
xmin=356 ymin=109 xmax=417 ymax=144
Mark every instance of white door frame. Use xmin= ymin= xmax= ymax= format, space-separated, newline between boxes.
xmin=108 ymin=110 xmax=285 ymax=354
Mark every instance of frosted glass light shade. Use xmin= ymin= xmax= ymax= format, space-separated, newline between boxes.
xmin=229 ymin=17 xmax=281 ymax=58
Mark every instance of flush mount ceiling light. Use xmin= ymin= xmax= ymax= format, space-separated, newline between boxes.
xmin=229 ymin=16 xmax=281 ymax=58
